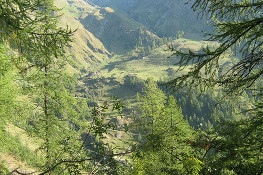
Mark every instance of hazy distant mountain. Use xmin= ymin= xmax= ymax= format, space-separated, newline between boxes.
xmin=80 ymin=6 xmax=159 ymax=54
xmin=88 ymin=0 xmax=211 ymax=39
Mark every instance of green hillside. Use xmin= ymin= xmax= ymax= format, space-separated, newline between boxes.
xmin=1 ymin=0 xmax=259 ymax=174
xmin=51 ymin=0 xmax=213 ymax=71
xmin=54 ymin=0 xmax=111 ymax=71
xmin=80 ymin=6 xmax=159 ymax=54
xmin=76 ymin=37 xmax=237 ymax=115
xmin=98 ymin=38 xmax=233 ymax=81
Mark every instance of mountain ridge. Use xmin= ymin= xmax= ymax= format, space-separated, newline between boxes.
xmin=54 ymin=0 xmax=212 ymax=71
xmin=88 ymin=0 xmax=211 ymax=39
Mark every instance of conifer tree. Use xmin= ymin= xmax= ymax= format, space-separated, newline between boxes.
xmin=24 ymin=59 xmax=86 ymax=173
xmin=168 ymin=0 xmax=263 ymax=96
xmin=0 ymin=0 xmax=73 ymax=70
xmin=132 ymin=78 xmax=201 ymax=174
xmin=0 ymin=1 xmax=87 ymax=173
xmin=166 ymin=1 xmax=263 ymax=174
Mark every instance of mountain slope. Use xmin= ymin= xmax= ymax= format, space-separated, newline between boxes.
xmin=79 ymin=6 xmax=160 ymax=54
xmin=54 ymin=0 xmax=164 ymax=65
xmin=88 ymin=0 xmax=211 ymax=39
xmin=52 ymin=0 xmax=212 ymax=70
xmin=54 ymin=0 xmax=111 ymax=70
xmin=99 ymin=38 xmax=234 ymax=81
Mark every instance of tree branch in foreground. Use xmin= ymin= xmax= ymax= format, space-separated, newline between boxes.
xmin=9 ymin=151 xmax=132 ymax=175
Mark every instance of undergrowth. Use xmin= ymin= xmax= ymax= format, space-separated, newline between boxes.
xmin=0 ymin=125 xmax=44 ymax=169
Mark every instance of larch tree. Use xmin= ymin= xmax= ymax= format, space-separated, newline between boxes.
xmin=166 ymin=0 xmax=263 ymax=174
xmin=0 ymin=0 xmax=86 ymax=174
xmin=168 ymin=0 xmax=263 ymax=96
xmin=131 ymin=78 xmax=201 ymax=175
xmin=0 ymin=1 xmax=130 ymax=174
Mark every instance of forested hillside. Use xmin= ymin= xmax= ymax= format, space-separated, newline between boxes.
xmin=0 ymin=0 xmax=262 ymax=174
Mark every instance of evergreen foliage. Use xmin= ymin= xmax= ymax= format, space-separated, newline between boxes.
xmin=165 ymin=1 xmax=263 ymax=174
xmin=0 ymin=0 xmax=125 ymax=174
xmin=0 ymin=44 xmax=18 ymax=120
xmin=197 ymin=89 xmax=263 ymax=174
xmin=1 ymin=0 xmax=262 ymax=174
xmin=173 ymin=89 xmax=244 ymax=129
xmin=131 ymin=78 xmax=202 ymax=174
xmin=0 ymin=0 xmax=73 ymax=65
xmin=168 ymin=0 xmax=263 ymax=96
xmin=23 ymin=60 xmax=86 ymax=173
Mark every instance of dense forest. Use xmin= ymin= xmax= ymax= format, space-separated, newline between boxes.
xmin=0 ymin=0 xmax=263 ymax=174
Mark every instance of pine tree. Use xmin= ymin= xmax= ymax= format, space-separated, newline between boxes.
xmin=136 ymin=78 xmax=166 ymax=134
xmin=131 ymin=79 xmax=201 ymax=174
xmin=23 ymin=55 xmax=86 ymax=173
xmin=151 ymin=40 xmax=156 ymax=50
xmin=0 ymin=1 xmax=87 ymax=173
xmin=145 ymin=45 xmax=151 ymax=55
xmin=200 ymin=95 xmax=263 ymax=174
xmin=165 ymin=1 xmax=263 ymax=174
xmin=0 ymin=0 xmax=73 ymax=71
xmin=168 ymin=0 xmax=263 ymax=96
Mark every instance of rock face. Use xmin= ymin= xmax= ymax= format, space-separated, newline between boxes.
xmin=88 ymin=0 xmax=211 ymax=39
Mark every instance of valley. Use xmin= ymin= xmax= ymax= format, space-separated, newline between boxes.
xmin=0 ymin=0 xmax=260 ymax=174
